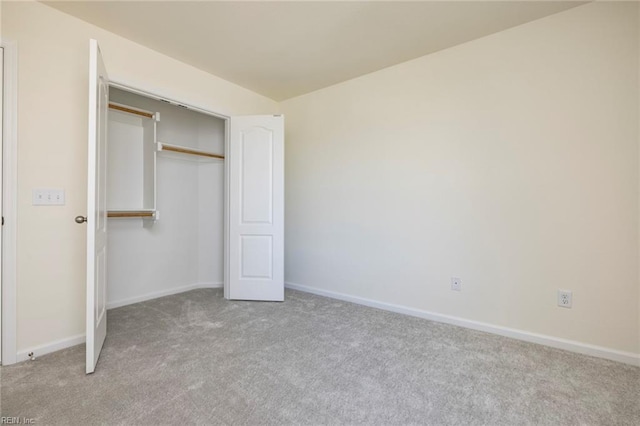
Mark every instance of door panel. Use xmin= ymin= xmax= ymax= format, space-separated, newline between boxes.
xmin=241 ymin=128 xmax=273 ymax=224
xmin=241 ymin=235 xmax=273 ymax=279
xmin=227 ymin=115 xmax=284 ymax=301
xmin=86 ymin=39 xmax=109 ymax=374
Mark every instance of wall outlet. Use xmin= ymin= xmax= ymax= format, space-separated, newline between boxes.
xmin=558 ymin=290 xmax=572 ymax=308
xmin=451 ymin=277 xmax=462 ymax=291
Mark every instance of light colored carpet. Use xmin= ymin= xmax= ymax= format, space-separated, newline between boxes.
xmin=1 ymin=288 xmax=638 ymax=425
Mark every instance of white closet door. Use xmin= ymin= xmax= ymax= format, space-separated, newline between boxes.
xmin=85 ymin=39 xmax=109 ymax=374
xmin=227 ymin=115 xmax=284 ymax=301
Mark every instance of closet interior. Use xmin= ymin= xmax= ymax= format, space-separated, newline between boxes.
xmin=106 ymin=87 xmax=226 ymax=307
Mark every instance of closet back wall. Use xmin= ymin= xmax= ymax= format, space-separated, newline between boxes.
xmin=2 ymin=1 xmax=278 ymax=356
xmin=107 ymin=89 xmax=225 ymax=307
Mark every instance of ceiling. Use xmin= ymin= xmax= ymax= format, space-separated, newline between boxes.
xmin=44 ymin=1 xmax=585 ymax=101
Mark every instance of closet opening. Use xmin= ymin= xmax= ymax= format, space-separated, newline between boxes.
xmin=85 ymin=40 xmax=283 ymax=373
xmin=105 ymin=84 xmax=229 ymax=309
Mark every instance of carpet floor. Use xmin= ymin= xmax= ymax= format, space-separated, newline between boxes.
xmin=1 ymin=288 xmax=638 ymax=425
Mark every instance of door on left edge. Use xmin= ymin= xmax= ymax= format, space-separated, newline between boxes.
xmin=85 ymin=39 xmax=109 ymax=374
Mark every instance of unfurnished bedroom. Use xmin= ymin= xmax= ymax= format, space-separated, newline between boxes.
xmin=0 ymin=1 xmax=639 ymax=425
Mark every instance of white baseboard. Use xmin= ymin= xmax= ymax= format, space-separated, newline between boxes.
xmin=106 ymin=282 xmax=223 ymax=309
xmin=14 ymin=283 xmax=223 ymax=363
xmin=14 ymin=282 xmax=638 ymax=367
xmin=17 ymin=334 xmax=86 ymax=363
xmin=285 ymin=282 xmax=640 ymax=367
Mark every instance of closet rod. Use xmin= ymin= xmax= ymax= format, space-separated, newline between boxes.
xmin=107 ymin=211 xmax=155 ymax=218
xmin=108 ymin=103 xmax=154 ymax=119
xmin=162 ymin=145 xmax=225 ymax=159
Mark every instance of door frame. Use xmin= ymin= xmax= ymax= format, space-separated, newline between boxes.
xmin=1 ymin=40 xmax=18 ymax=366
xmin=106 ymin=79 xmax=232 ymax=298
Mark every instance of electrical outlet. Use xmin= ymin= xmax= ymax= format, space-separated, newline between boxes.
xmin=558 ymin=290 xmax=572 ymax=308
xmin=451 ymin=277 xmax=462 ymax=291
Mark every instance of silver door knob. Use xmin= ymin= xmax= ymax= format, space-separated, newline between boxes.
xmin=75 ymin=216 xmax=87 ymax=224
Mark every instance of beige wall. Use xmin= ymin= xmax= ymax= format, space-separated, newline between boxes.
xmin=1 ymin=1 xmax=278 ymax=351
xmin=282 ymin=2 xmax=640 ymax=355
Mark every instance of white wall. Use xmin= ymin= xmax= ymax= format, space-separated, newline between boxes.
xmin=197 ymin=163 xmax=225 ymax=287
xmin=107 ymin=158 xmax=201 ymax=306
xmin=196 ymin=114 xmax=226 ymax=288
xmin=1 ymin=1 xmax=278 ymax=353
xmin=282 ymin=2 xmax=640 ymax=356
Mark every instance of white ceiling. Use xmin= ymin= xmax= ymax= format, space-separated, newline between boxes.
xmin=44 ymin=1 xmax=585 ymax=101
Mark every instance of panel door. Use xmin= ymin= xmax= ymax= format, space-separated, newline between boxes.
xmin=86 ymin=39 xmax=109 ymax=374
xmin=227 ymin=115 xmax=284 ymax=301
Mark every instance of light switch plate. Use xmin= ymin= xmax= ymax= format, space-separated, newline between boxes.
xmin=32 ymin=188 xmax=65 ymax=205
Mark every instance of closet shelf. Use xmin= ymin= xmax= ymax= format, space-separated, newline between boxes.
xmin=107 ymin=210 xmax=157 ymax=219
xmin=108 ymin=102 xmax=155 ymax=119
xmin=157 ymin=142 xmax=224 ymax=161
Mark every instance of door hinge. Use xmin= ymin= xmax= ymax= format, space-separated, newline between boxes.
xmin=2 ymin=217 xmax=4 ymax=226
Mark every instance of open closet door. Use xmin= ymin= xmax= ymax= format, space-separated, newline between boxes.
xmin=85 ymin=39 xmax=109 ymax=374
xmin=227 ymin=115 xmax=284 ymax=301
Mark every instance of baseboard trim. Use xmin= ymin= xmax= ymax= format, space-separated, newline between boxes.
xmin=14 ymin=283 xmax=223 ymax=363
xmin=106 ymin=282 xmax=223 ymax=309
xmin=17 ymin=334 xmax=86 ymax=363
xmin=285 ymin=282 xmax=640 ymax=367
xmin=16 ymin=283 xmax=638 ymax=367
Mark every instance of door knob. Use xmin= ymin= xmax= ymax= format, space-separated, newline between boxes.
xmin=75 ymin=216 xmax=87 ymax=224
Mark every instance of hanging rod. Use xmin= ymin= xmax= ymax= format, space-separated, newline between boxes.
xmin=158 ymin=142 xmax=225 ymax=159
xmin=107 ymin=210 xmax=155 ymax=218
xmin=108 ymin=103 xmax=154 ymax=119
